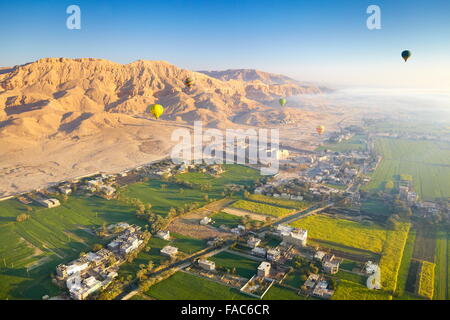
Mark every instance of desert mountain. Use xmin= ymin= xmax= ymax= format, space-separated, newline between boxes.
xmin=198 ymin=69 xmax=303 ymax=85
xmin=0 ymin=58 xmax=324 ymax=139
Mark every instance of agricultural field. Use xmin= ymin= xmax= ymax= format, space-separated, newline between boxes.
xmin=119 ymin=233 xmax=207 ymax=280
xmin=123 ymin=164 xmax=261 ymax=217
xmin=209 ymin=251 xmax=260 ymax=279
xmin=122 ymin=179 xmax=212 ymax=217
xmin=412 ymin=225 xmax=436 ymax=263
xmin=290 ymin=214 xmax=387 ymax=254
xmin=283 ymin=270 xmax=304 ymax=288
xmin=247 ymin=194 xmax=309 ymax=210
xmin=211 ymin=211 xmax=245 ymax=229
xmin=395 ymin=229 xmax=416 ymax=298
xmin=405 ymin=260 xmax=421 ymax=294
xmin=262 ymin=285 xmax=310 ymax=300
xmin=174 ymin=164 xmax=261 ymax=196
xmin=364 ymin=138 xmax=450 ymax=200
xmin=230 ymin=200 xmax=294 ymax=218
xmin=434 ymin=229 xmax=448 ymax=300
xmin=418 ymin=261 xmax=436 ymax=299
xmin=0 ymin=195 xmax=141 ymax=299
xmin=333 ymin=280 xmax=391 ymax=300
xmin=317 ymin=135 xmax=367 ymax=152
xmin=145 ymin=271 xmax=252 ymax=300
xmin=360 ymin=198 xmax=393 ymax=217
xmin=335 ymin=270 xmax=366 ymax=285
xmin=378 ymin=222 xmax=410 ymax=293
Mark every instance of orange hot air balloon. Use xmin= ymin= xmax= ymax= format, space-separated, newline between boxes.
xmin=316 ymin=125 xmax=325 ymax=135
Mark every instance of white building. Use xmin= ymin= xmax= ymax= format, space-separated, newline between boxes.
xmin=161 ymin=245 xmax=178 ymax=258
xmin=56 ymin=260 xmax=89 ymax=278
xmin=247 ymin=236 xmax=261 ymax=248
xmin=314 ymin=251 xmax=326 ymax=261
xmin=156 ymin=230 xmax=171 ymax=240
xmin=365 ymin=261 xmax=379 ymax=274
xmin=198 ymin=259 xmax=216 ymax=271
xmin=69 ymin=276 xmax=103 ymax=300
xmin=276 ymin=149 xmax=290 ymax=160
xmin=257 ymin=262 xmax=271 ymax=278
xmin=251 ymin=247 xmax=267 ymax=257
xmin=120 ymin=237 xmax=143 ymax=255
xmin=200 ymin=217 xmax=212 ymax=226
xmin=38 ymin=198 xmax=61 ymax=208
xmin=282 ymin=228 xmax=308 ymax=247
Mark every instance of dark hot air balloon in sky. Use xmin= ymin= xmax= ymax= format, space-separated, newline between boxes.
xmin=401 ymin=50 xmax=411 ymax=62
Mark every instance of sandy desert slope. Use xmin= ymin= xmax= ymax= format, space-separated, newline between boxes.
xmin=0 ymin=58 xmax=357 ymax=196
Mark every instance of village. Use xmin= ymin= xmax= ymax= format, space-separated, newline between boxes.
xmin=54 ymin=223 xmax=149 ymax=300
xmin=1 ymin=125 xmax=448 ymax=301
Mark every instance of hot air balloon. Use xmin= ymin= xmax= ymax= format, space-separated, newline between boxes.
xmin=279 ymin=98 xmax=287 ymax=107
xmin=184 ymin=77 xmax=194 ymax=89
xmin=401 ymin=50 xmax=411 ymax=62
xmin=148 ymin=104 xmax=164 ymax=119
xmin=316 ymin=125 xmax=325 ymax=135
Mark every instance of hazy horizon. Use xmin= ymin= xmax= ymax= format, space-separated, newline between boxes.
xmin=291 ymin=86 xmax=450 ymax=123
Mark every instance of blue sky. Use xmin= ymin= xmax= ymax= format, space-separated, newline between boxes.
xmin=1 ymin=0 xmax=449 ymax=88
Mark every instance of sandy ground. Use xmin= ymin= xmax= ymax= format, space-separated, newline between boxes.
xmin=0 ymin=110 xmax=358 ymax=197
xmin=221 ymin=207 xmax=269 ymax=222
xmin=168 ymin=199 xmax=232 ymax=239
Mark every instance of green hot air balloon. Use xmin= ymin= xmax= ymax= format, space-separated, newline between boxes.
xmin=401 ymin=50 xmax=411 ymax=62
xmin=279 ymin=98 xmax=287 ymax=107
xmin=184 ymin=77 xmax=194 ymax=89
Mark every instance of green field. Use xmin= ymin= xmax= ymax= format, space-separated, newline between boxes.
xmin=175 ymin=165 xmax=261 ymax=196
xmin=290 ymin=214 xmax=387 ymax=254
xmin=230 ymin=200 xmax=293 ymax=218
xmin=335 ymin=270 xmax=366 ymax=285
xmin=365 ymin=138 xmax=450 ymax=200
xmin=145 ymin=271 xmax=252 ymax=300
xmin=118 ymin=233 xmax=207 ymax=280
xmin=0 ymin=165 xmax=259 ymax=299
xmin=360 ymin=198 xmax=393 ymax=217
xmin=317 ymin=135 xmax=367 ymax=152
xmin=283 ymin=270 xmax=304 ymax=288
xmin=333 ymin=280 xmax=391 ymax=300
xmin=211 ymin=211 xmax=244 ymax=229
xmin=247 ymin=194 xmax=309 ymax=210
xmin=123 ymin=165 xmax=261 ymax=217
xmin=209 ymin=251 xmax=260 ymax=279
xmin=262 ymin=285 xmax=310 ymax=300
xmin=396 ymin=229 xmax=417 ymax=298
xmin=0 ymin=195 xmax=142 ymax=299
xmin=144 ymin=271 xmax=310 ymax=300
xmin=434 ymin=229 xmax=448 ymax=300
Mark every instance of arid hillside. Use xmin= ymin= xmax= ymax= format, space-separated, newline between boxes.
xmin=0 ymin=58 xmax=340 ymax=197
xmin=0 ymin=58 xmax=326 ymax=139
